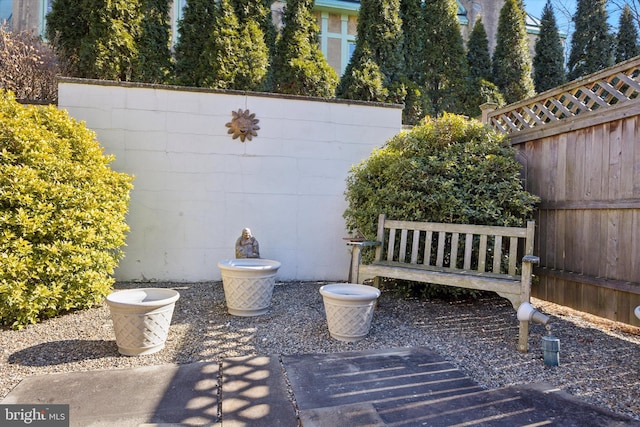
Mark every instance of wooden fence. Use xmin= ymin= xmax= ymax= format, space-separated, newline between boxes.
xmin=484 ymin=57 xmax=640 ymax=326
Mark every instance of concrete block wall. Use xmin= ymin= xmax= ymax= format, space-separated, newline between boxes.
xmin=58 ymin=79 xmax=402 ymax=282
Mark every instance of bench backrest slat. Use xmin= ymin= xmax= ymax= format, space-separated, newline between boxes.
xmin=423 ymin=231 xmax=433 ymax=266
xmin=387 ymin=228 xmax=397 ymax=262
xmin=411 ymin=230 xmax=420 ymax=264
xmin=508 ymin=236 xmax=518 ymax=275
xmin=478 ymin=234 xmax=488 ymax=272
xmin=463 ymin=234 xmax=473 ymax=270
xmin=399 ymin=229 xmax=408 ymax=263
xmin=436 ymin=231 xmax=446 ymax=267
xmin=375 ymin=214 xmax=535 ymax=277
xmin=450 ymin=233 xmax=460 ymax=269
xmin=493 ymin=235 xmax=503 ymax=274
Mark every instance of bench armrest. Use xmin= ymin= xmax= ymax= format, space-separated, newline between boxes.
xmin=522 ymin=255 xmax=540 ymax=264
xmin=346 ymin=240 xmax=380 ymax=247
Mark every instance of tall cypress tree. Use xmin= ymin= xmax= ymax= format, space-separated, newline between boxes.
xmin=421 ymin=0 xmax=467 ymax=115
xmin=47 ymin=0 xmax=141 ymax=81
xmin=81 ymin=0 xmax=142 ymax=81
xmin=271 ymin=0 xmax=338 ymax=97
xmin=492 ymin=0 xmax=535 ymax=104
xmin=615 ymin=5 xmax=640 ymax=64
xmin=399 ymin=0 xmax=424 ymax=83
xmin=336 ymin=42 xmax=389 ymax=101
xmin=463 ymin=18 xmax=504 ymax=119
xmin=134 ymin=0 xmax=173 ymax=84
xmin=203 ymin=0 xmax=268 ymax=91
xmin=567 ymin=0 xmax=613 ymax=81
xmin=173 ymin=0 xmax=216 ymax=87
xmin=46 ymin=0 xmax=89 ymax=77
xmin=232 ymin=0 xmax=275 ymax=91
xmin=533 ymin=0 xmax=565 ymax=93
xmin=203 ymin=0 xmax=242 ymax=89
xmin=336 ymin=0 xmax=403 ymax=101
xmin=467 ymin=17 xmax=492 ymax=81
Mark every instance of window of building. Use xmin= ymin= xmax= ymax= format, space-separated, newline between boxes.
xmin=0 ymin=0 xmax=12 ymax=25
xmin=39 ymin=0 xmax=53 ymax=35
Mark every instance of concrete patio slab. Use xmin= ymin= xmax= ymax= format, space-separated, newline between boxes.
xmin=3 ymin=347 xmax=639 ymax=426
xmin=221 ymin=355 xmax=297 ymax=426
xmin=1 ymin=362 xmax=221 ymax=426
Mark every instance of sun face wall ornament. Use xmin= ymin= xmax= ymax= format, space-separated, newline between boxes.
xmin=225 ymin=108 xmax=260 ymax=142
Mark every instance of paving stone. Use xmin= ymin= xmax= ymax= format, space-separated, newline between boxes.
xmin=221 ymin=355 xmax=297 ymax=427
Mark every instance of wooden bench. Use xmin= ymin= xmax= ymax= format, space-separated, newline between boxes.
xmin=348 ymin=214 xmax=539 ymax=352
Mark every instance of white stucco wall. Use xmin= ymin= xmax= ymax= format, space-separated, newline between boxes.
xmin=58 ymin=79 xmax=402 ymax=282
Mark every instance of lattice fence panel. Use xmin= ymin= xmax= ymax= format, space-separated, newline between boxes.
xmin=488 ymin=58 xmax=640 ymax=134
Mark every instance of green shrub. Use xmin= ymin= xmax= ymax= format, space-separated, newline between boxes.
xmin=343 ymin=113 xmax=539 ymax=297
xmin=0 ymin=91 xmax=134 ymax=328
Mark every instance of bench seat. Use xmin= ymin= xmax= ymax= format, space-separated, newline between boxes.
xmin=349 ymin=214 xmax=539 ymax=352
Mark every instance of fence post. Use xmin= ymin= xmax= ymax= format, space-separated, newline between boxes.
xmin=480 ymin=102 xmax=498 ymax=125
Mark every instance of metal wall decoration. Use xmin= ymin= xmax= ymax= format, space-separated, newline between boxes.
xmin=225 ymin=108 xmax=260 ymax=142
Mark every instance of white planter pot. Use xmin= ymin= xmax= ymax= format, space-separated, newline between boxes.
xmin=319 ymin=283 xmax=381 ymax=341
xmin=106 ymin=288 xmax=180 ymax=356
xmin=217 ymin=259 xmax=281 ymax=316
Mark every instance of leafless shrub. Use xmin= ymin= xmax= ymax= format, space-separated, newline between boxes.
xmin=0 ymin=23 xmax=68 ymax=104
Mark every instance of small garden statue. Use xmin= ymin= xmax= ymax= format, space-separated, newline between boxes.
xmin=235 ymin=228 xmax=260 ymax=258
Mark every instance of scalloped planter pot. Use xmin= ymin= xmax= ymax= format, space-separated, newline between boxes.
xmin=319 ymin=283 xmax=381 ymax=341
xmin=217 ymin=259 xmax=281 ymax=316
xmin=106 ymin=288 xmax=180 ymax=356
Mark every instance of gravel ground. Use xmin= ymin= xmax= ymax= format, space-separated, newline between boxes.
xmin=1 ymin=281 xmax=639 ymax=422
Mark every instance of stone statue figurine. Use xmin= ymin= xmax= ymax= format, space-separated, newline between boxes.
xmin=235 ymin=228 xmax=260 ymax=258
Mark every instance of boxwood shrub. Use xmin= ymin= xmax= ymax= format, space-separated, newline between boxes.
xmin=343 ymin=113 xmax=539 ymax=298
xmin=0 ymin=91 xmax=134 ymax=328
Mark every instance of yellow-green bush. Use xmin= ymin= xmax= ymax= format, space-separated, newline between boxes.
xmin=0 ymin=91 xmax=134 ymax=328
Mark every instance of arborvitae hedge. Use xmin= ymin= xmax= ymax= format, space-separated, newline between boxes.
xmin=0 ymin=91 xmax=134 ymax=329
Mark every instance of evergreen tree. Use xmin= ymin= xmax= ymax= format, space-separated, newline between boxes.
xmin=81 ymin=0 xmax=142 ymax=81
xmin=421 ymin=0 xmax=468 ymax=115
xmin=567 ymin=0 xmax=613 ymax=81
xmin=492 ymin=0 xmax=535 ymax=104
xmin=174 ymin=0 xmax=216 ymax=87
xmin=615 ymin=5 xmax=640 ymax=64
xmin=399 ymin=0 xmax=424 ymax=83
xmin=46 ymin=0 xmax=89 ymax=77
xmin=467 ymin=17 xmax=492 ymax=81
xmin=533 ymin=0 xmax=565 ymax=93
xmin=232 ymin=0 xmax=276 ymax=90
xmin=337 ymin=42 xmax=389 ymax=102
xmin=134 ymin=0 xmax=173 ymax=84
xmin=271 ymin=0 xmax=338 ymax=97
xmin=204 ymin=0 xmax=268 ymax=91
xmin=47 ymin=0 xmax=141 ymax=81
xmin=336 ymin=0 xmax=403 ymax=101
xmin=464 ymin=17 xmax=504 ymax=119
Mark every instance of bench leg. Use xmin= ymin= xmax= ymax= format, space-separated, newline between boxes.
xmin=517 ymin=259 xmax=535 ymax=353
xmin=372 ymin=276 xmax=381 ymax=288
xmin=518 ymin=320 xmax=529 ymax=353
xmin=349 ymin=245 xmax=362 ymax=284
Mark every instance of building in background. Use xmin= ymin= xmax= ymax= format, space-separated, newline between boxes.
xmin=6 ymin=0 xmax=548 ymax=76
